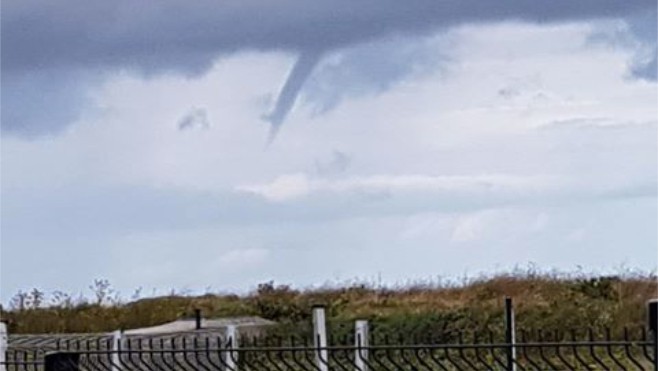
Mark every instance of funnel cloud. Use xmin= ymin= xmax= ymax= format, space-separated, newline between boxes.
xmin=263 ymin=50 xmax=323 ymax=142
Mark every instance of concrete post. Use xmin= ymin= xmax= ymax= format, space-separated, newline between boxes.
xmin=354 ymin=320 xmax=369 ymax=371
xmin=225 ymin=325 xmax=239 ymax=371
xmin=313 ymin=306 xmax=329 ymax=371
xmin=111 ymin=330 xmax=122 ymax=371
xmin=0 ymin=322 xmax=7 ymax=371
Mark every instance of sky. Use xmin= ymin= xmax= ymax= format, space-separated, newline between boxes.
xmin=1 ymin=1 xmax=657 ymax=303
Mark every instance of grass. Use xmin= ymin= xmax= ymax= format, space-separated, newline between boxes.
xmin=1 ymin=268 xmax=656 ymax=336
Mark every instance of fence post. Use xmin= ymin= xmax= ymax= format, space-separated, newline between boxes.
xmin=313 ymin=305 xmax=329 ymax=371
xmin=225 ymin=325 xmax=239 ymax=371
xmin=354 ymin=320 xmax=369 ymax=371
xmin=648 ymin=299 xmax=657 ymax=371
xmin=111 ymin=330 xmax=122 ymax=371
xmin=0 ymin=321 xmax=7 ymax=371
xmin=195 ymin=308 xmax=202 ymax=330
xmin=504 ymin=296 xmax=517 ymax=371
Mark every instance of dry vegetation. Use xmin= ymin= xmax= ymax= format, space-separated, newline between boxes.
xmin=2 ymin=269 xmax=656 ymax=337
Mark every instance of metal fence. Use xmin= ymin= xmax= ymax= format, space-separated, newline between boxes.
xmin=5 ymin=331 xmax=658 ymax=370
xmin=2 ymin=298 xmax=657 ymax=370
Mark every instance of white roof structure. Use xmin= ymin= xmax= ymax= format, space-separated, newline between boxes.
xmin=123 ymin=316 xmax=275 ymax=336
xmin=9 ymin=316 xmax=276 ymax=348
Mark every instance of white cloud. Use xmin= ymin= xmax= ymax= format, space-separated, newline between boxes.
xmin=449 ymin=209 xmax=552 ymax=243
xmin=217 ymin=248 xmax=270 ymax=270
xmin=238 ymin=173 xmax=567 ymax=202
xmin=566 ymin=228 xmax=588 ymax=242
xmin=450 ymin=212 xmax=491 ymax=242
xmin=239 ymin=174 xmax=312 ymax=202
xmin=531 ymin=213 xmax=550 ymax=233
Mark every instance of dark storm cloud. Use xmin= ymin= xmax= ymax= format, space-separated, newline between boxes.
xmin=2 ymin=0 xmax=655 ymax=136
xmin=3 ymin=0 xmax=654 ymax=73
xmin=1 ymin=70 xmax=100 ymax=137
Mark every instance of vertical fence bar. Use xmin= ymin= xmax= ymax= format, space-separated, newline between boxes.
xmin=505 ymin=296 xmax=517 ymax=371
xmin=313 ymin=305 xmax=329 ymax=371
xmin=225 ymin=325 xmax=238 ymax=371
xmin=195 ymin=309 xmax=202 ymax=330
xmin=0 ymin=321 xmax=7 ymax=371
xmin=112 ymin=330 xmax=122 ymax=371
xmin=649 ymin=299 xmax=658 ymax=371
xmin=354 ymin=320 xmax=369 ymax=371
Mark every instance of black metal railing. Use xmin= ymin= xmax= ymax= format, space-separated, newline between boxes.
xmin=3 ymin=327 xmax=657 ymax=370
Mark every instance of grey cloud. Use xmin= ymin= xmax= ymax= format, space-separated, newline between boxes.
xmin=587 ymin=11 xmax=657 ymax=81
xmin=4 ymin=186 xmax=655 ymax=302
xmin=496 ymin=75 xmax=543 ymax=100
xmin=178 ymin=108 xmax=210 ymax=131
xmin=304 ymin=34 xmax=449 ymax=114
xmin=315 ymin=150 xmax=352 ymax=176
xmin=2 ymin=0 xmax=654 ymax=137
xmin=0 ymin=70 xmax=98 ymax=137
xmin=2 ymin=175 xmax=655 ymax=245
xmin=630 ymin=53 xmax=657 ymax=81
xmin=626 ymin=12 xmax=657 ymax=81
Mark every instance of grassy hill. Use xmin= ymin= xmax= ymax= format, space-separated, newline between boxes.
xmin=2 ymin=269 xmax=656 ymax=338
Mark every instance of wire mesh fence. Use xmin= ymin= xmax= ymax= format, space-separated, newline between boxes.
xmin=3 ymin=326 xmax=656 ymax=370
